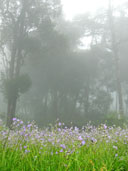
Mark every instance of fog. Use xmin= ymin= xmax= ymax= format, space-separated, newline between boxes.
xmin=0 ymin=0 xmax=128 ymax=128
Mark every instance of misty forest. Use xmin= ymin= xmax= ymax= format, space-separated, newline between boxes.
xmin=1 ymin=0 xmax=128 ymax=170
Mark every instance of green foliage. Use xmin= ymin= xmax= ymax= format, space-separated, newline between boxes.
xmin=3 ymin=74 xmax=32 ymax=100
xmin=19 ymin=37 xmax=41 ymax=53
xmin=103 ymin=112 xmax=128 ymax=127
xmin=1 ymin=122 xmax=128 ymax=170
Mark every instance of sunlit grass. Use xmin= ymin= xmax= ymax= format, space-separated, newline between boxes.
xmin=0 ymin=119 xmax=128 ymax=170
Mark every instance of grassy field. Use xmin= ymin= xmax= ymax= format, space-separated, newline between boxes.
xmin=0 ymin=118 xmax=128 ymax=171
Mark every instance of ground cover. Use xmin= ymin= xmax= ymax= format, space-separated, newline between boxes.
xmin=0 ymin=118 xmax=128 ymax=170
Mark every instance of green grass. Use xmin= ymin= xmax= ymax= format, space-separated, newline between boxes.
xmin=1 ymin=141 xmax=128 ymax=170
xmin=0 ymin=120 xmax=128 ymax=170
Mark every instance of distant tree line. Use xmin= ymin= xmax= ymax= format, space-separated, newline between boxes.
xmin=0 ymin=0 xmax=128 ymax=127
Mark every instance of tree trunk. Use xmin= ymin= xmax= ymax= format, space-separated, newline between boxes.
xmin=115 ymin=55 xmax=124 ymax=118
xmin=6 ymin=1 xmax=25 ymax=127
xmin=6 ymin=96 xmax=17 ymax=128
xmin=6 ymin=43 xmax=17 ymax=127
xmin=53 ymin=91 xmax=58 ymax=119
xmin=108 ymin=0 xmax=124 ymax=118
xmin=84 ymin=75 xmax=90 ymax=115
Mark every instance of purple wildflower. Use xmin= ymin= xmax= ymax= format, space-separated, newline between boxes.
xmin=60 ymin=149 xmax=63 ymax=152
xmin=12 ymin=118 xmax=17 ymax=121
xmin=60 ymin=144 xmax=66 ymax=149
xmin=78 ymin=136 xmax=83 ymax=141
xmin=113 ymin=146 xmax=118 ymax=150
xmin=81 ymin=140 xmax=85 ymax=145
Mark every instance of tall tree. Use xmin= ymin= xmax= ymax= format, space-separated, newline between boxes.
xmin=108 ymin=0 xmax=124 ymax=118
xmin=0 ymin=0 xmax=30 ymax=127
xmin=0 ymin=0 xmax=61 ymax=127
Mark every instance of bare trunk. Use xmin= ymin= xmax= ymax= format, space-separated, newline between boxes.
xmin=6 ymin=43 xmax=17 ymax=127
xmin=6 ymin=2 xmax=25 ymax=128
xmin=84 ymin=75 xmax=90 ymax=115
xmin=115 ymin=56 xmax=124 ymax=118
xmin=43 ymin=95 xmax=48 ymax=114
xmin=6 ymin=96 xmax=17 ymax=128
xmin=108 ymin=0 xmax=124 ymax=118
xmin=53 ymin=91 xmax=58 ymax=119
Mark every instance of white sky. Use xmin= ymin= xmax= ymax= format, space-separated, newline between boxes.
xmin=61 ymin=0 xmax=127 ymax=20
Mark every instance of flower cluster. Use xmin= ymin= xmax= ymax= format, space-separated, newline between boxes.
xmin=0 ymin=119 xmax=128 ymax=158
